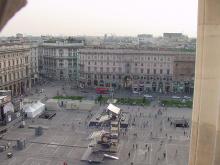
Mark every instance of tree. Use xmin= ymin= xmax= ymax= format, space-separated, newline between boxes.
xmin=97 ymin=95 xmax=103 ymax=105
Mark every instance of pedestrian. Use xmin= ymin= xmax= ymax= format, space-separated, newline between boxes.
xmin=136 ymin=144 xmax=138 ymax=149
xmin=133 ymin=144 xmax=135 ymax=149
xmin=128 ymin=152 xmax=130 ymax=158
xmin=163 ymin=152 xmax=166 ymax=158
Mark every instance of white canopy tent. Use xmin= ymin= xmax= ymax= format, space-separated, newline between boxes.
xmin=24 ymin=101 xmax=45 ymax=118
xmin=3 ymin=102 xmax=14 ymax=114
xmin=107 ymin=104 xmax=120 ymax=115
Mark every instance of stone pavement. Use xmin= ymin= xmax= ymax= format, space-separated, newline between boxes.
xmin=0 ymin=82 xmax=192 ymax=165
xmin=0 ymin=100 xmax=191 ymax=165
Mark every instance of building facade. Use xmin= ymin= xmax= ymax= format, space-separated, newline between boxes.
xmin=38 ymin=41 xmax=83 ymax=86
xmin=173 ymin=55 xmax=195 ymax=94
xmin=79 ymin=48 xmax=195 ymax=93
xmin=0 ymin=44 xmax=31 ymax=96
xmin=30 ymin=44 xmax=39 ymax=85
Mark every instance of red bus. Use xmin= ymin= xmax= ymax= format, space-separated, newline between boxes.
xmin=96 ymin=88 xmax=109 ymax=94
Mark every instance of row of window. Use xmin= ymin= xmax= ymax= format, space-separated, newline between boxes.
xmin=85 ymin=74 xmax=172 ymax=81
xmin=86 ymin=61 xmax=170 ymax=67
xmin=86 ymin=66 xmax=170 ymax=75
xmin=81 ymin=54 xmax=171 ymax=61
xmin=0 ymin=71 xmax=26 ymax=84
xmin=0 ymin=57 xmax=28 ymax=69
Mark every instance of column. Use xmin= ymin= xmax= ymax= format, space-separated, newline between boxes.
xmin=29 ymin=78 xmax=31 ymax=91
xmin=189 ymin=0 xmax=220 ymax=165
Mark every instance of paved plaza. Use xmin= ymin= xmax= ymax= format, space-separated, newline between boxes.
xmin=0 ymin=83 xmax=192 ymax=165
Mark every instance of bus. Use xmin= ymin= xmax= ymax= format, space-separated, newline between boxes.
xmin=95 ymin=88 xmax=109 ymax=94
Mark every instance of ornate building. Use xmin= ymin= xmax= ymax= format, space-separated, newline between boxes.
xmin=0 ymin=44 xmax=31 ymax=96
xmin=173 ymin=55 xmax=195 ymax=94
xmin=38 ymin=40 xmax=83 ymax=86
xmin=79 ymin=48 xmax=195 ymax=93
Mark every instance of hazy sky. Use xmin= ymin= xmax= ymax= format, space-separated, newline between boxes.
xmin=0 ymin=0 xmax=198 ymax=37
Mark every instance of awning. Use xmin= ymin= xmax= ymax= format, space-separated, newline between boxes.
xmin=107 ymin=103 xmax=120 ymax=115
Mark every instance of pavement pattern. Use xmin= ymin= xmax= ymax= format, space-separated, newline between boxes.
xmin=0 ymin=83 xmax=192 ymax=165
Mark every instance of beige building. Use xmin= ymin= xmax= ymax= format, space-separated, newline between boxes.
xmin=79 ymin=48 xmax=195 ymax=93
xmin=173 ymin=55 xmax=195 ymax=94
xmin=0 ymin=44 xmax=31 ymax=96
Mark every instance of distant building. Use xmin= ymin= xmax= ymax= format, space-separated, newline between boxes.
xmin=137 ymin=34 xmax=154 ymax=46
xmin=79 ymin=48 xmax=195 ymax=93
xmin=173 ymin=55 xmax=195 ymax=94
xmin=163 ymin=33 xmax=184 ymax=39
xmin=16 ymin=33 xmax=23 ymax=38
xmin=0 ymin=44 xmax=31 ymax=96
xmin=38 ymin=39 xmax=84 ymax=86
xmin=29 ymin=44 xmax=39 ymax=85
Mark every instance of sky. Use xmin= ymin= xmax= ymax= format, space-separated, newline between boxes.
xmin=0 ymin=0 xmax=198 ymax=37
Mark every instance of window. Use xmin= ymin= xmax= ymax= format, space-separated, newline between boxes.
xmin=88 ymin=66 xmax=90 ymax=72
xmin=9 ymin=73 xmax=11 ymax=81
xmin=107 ymin=75 xmax=109 ymax=79
xmin=106 ymin=67 xmax=109 ymax=72
xmin=113 ymin=75 xmax=115 ymax=79
xmin=160 ymin=69 xmax=163 ymax=74
xmin=94 ymin=62 xmax=97 ymax=65
xmin=113 ymin=68 xmax=115 ymax=72
xmin=167 ymin=69 xmax=170 ymax=75
xmin=100 ymin=67 xmax=103 ymax=72
xmin=88 ymin=61 xmax=90 ymax=65
xmin=141 ymin=63 xmax=143 ymax=66
xmin=147 ymin=69 xmax=150 ymax=74
xmin=94 ymin=67 xmax=97 ymax=71
xmin=141 ymin=69 xmax=144 ymax=73
xmin=4 ymin=75 xmax=7 ymax=82
xmin=154 ymin=69 xmax=156 ymax=74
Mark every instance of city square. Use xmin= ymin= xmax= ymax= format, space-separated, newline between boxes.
xmin=0 ymin=83 xmax=192 ymax=165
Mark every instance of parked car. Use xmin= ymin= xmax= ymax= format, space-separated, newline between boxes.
xmin=144 ymin=94 xmax=153 ymax=98
xmin=171 ymin=96 xmax=181 ymax=99
xmin=183 ymin=96 xmax=191 ymax=99
xmin=132 ymin=91 xmax=139 ymax=94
